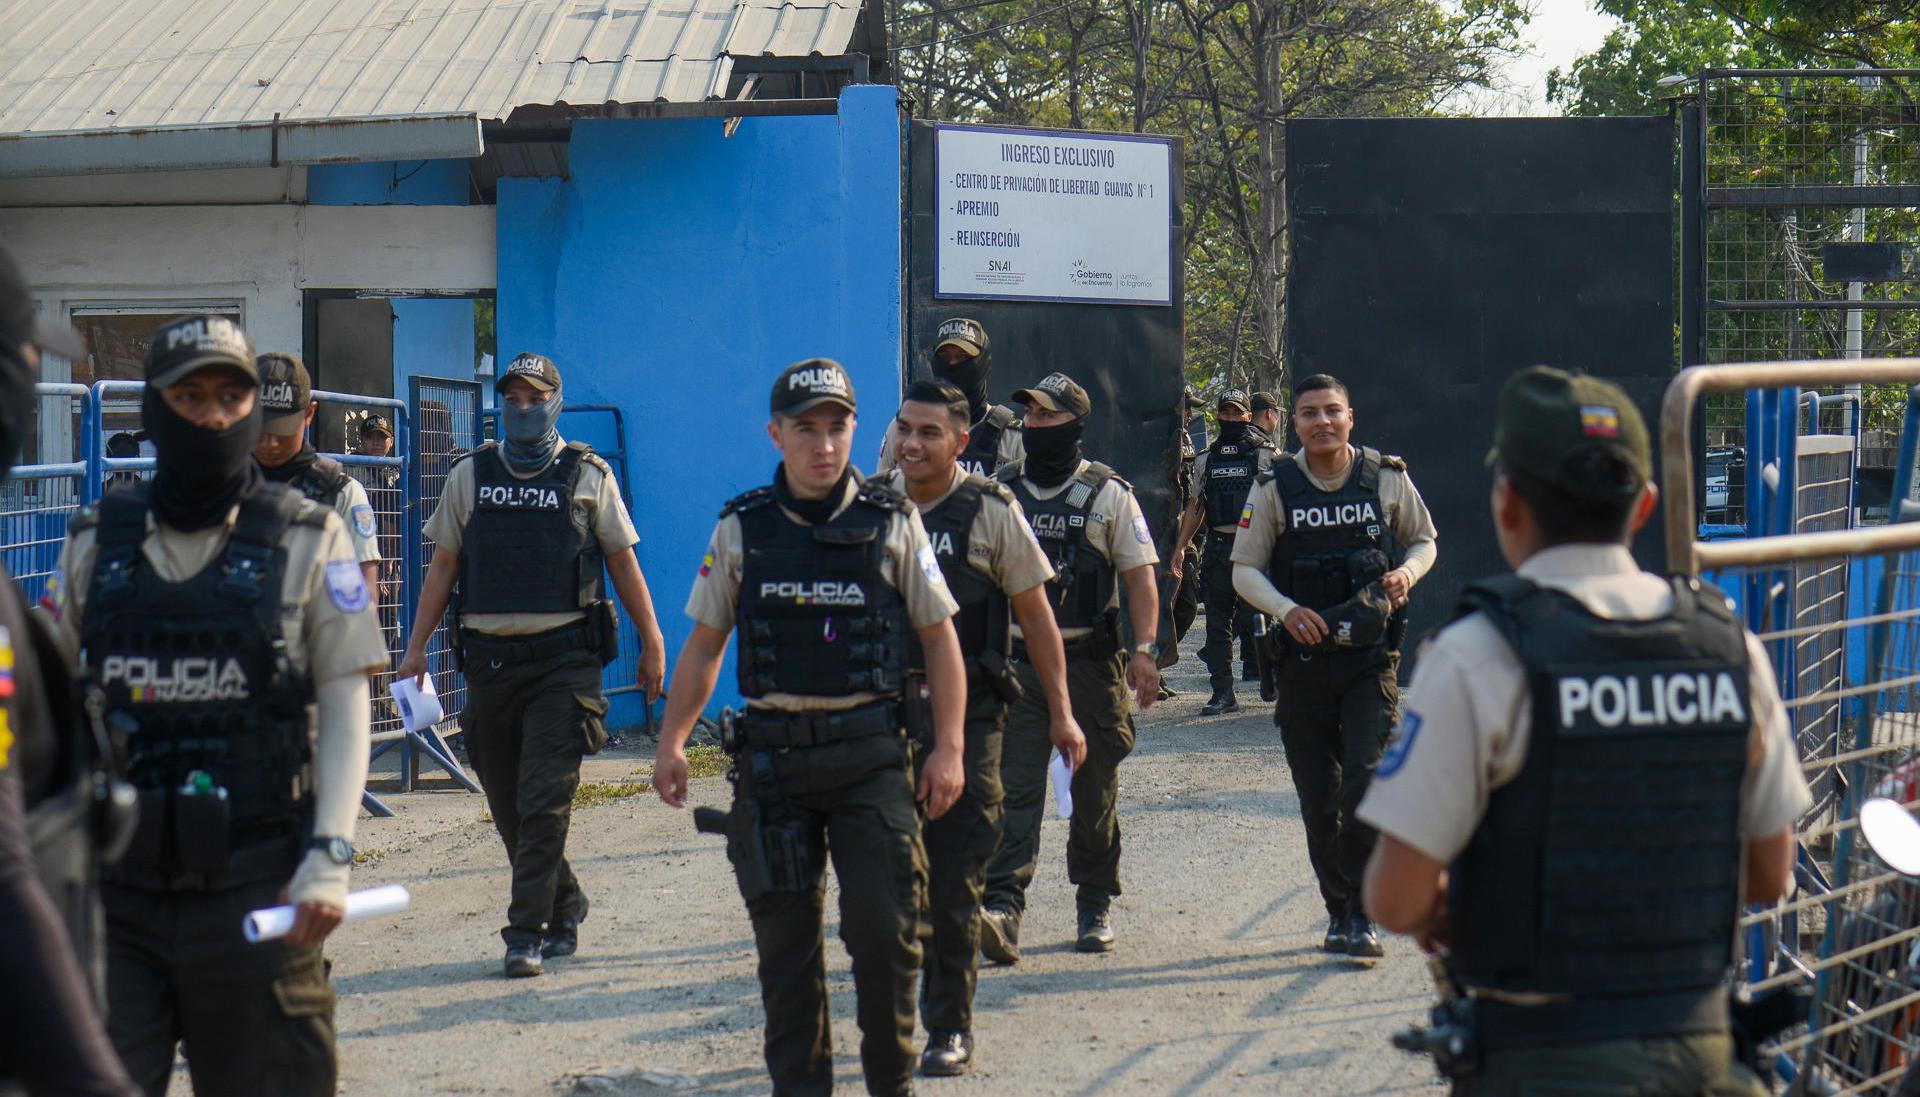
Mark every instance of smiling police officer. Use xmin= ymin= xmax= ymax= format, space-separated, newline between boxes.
xmin=1231 ymin=373 xmax=1437 ymax=961
xmin=251 ymin=353 xmax=382 ymax=597
xmin=47 ymin=315 xmax=384 ymax=1097
xmin=1359 ymin=367 xmax=1811 ymax=1095
xmin=878 ymin=318 xmax=1024 ymax=478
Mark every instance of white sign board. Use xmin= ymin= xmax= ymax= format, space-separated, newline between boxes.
xmin=935 ymin=124 xmax=1174 ymax=306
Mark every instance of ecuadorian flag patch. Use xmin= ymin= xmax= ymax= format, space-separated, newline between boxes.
xmin=699 ymin=553 xmax=714 ymax=577
xmin=1580 ymin=404 xmax=1621 ymax=438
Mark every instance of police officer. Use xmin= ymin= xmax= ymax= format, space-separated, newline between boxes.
xmin=0 ymin=246 xmax=139 ymax=1097
xmin=876 ymin=379 xmax=1088 ymax=1077
xmin=46 ymin=314 xmax=384 ymax=1096
xmin=1359 ymin=367 xmax=1811 ymax=1094
xmin=1250 ymin=389 xmax=1282 ymax=442
xmin=878 ymin=318 xmax=1024 ymax=478
xmin=653 ymin=358 xmax=967 ymax=1097
xmin=978 ymin=371 xmax=1161 ymax=961
xmin=252 ymin=353 xmax=382 ymax=597
xmin=1156 ymin=386 xmax=1206 ymax=700
xmin=398 ymin=352 xmax=667 ymax=978
xmin=1231 ymin=373 xmax=1437 ymax=959
xmin=1172 ymin=389 xmax=1281 ymax=714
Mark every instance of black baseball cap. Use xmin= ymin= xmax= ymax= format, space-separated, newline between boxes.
xmin=255 ymin=352 xmax=313 ymax=435
xmin=1488 ymin=366 xmax=1652 ymax=497
xmin=1218 ymin=389 xmax=1251 ymax=414
xmin=1012 ymin=372 xmax=1092 ymax=418
xmin=0 ymin=246 xmax=87 ymax=361
xmin=933 ymin=318 xmax=987 ymax=357
xmin=498 ymin=352 xmax=560 ymax=393
xmin=1250 ymin=390 xmax=1281 ymax=412
xmin=358 ymin=415 xmax=393 ymax=438
xmin=771 ymin=358 xmax=857 ymax=416
xmin=146 ymin=315 xmax=257 ymax=389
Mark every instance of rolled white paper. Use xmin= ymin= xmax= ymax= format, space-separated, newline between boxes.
xmin=1050 ymin=751 xmax=1074 ymax=819
xmin=244 ymin=884 xmax=413 ymax=943
xmin=389 ymin=675 xmax=443 ymax=733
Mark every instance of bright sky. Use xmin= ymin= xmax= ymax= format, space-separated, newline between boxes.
xmin=1475 ymin=0 xmax=1624 ymax=115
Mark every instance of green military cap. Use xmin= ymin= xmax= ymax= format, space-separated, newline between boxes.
xmin=1250 ymin=390 xmax=1281 ymax=412
xmin=1488 ymin=365 xmax=1651 ymax=497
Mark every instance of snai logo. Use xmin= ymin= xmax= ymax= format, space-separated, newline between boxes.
xmin=102 ymin=655 xmax=250 ymax=703
xmin=1292 ymin=502 xmax=1379 ymax=528
xmin=762 ymin=580 xmax=867 ymax=607
xmin=1557 ymin=670 xmax=1746 ymax=729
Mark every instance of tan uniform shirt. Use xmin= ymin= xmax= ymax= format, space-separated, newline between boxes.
xmin=873 ymin=466 xmax=1056 ymax=599
xmin=877 ymin=410 xmax=1025 ymax=474
xmin=1356 ymin=543 xmax=1815 ymax=863
xmin=330 ymin=474 xmax=381 ymax=566
xmin=423 ymin=440 xmax=641 ymax=637
xmin=1005 ymin=459 xmax=1159 ymax=641
xmin=1229 ymin=445 xmax=1439 ymax=617
xmin=685 ymin=474 xmax=959 ymax=712
xmin=46 ymin=503 xmax=388 ymax=684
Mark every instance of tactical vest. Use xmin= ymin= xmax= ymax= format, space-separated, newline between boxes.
xmin=288 ymin=454 xmax=350 ymax=507
xmin=959 ymin=404 xmax=1019 ymax=479
xmin=1448 ymin=575 xmax=1751 ymax=1045
xmin=459 ymin=441 xmax=604 ymax=615
xmin=80 ymin=485 xmax=321 ymax=888
xmin=1203 ymin=432 xmax=1276 ymax=529
xmin=906 ymin=475 xmax=1012 ymax=674
xmin=732 ymin=479 xmax=911 ymax=698
xmin=1000 ymin=461 xmax=1120 ymax=631
xmin=1264 ymin=447 xmax=1401 ymax=630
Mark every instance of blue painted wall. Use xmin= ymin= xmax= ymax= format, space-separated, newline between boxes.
xmin=497 ymin=86 xmax=906 ymax=724
xmin=392 ymin=298 xmax=477 ymax=389
xmin=307 ymin=160 xmax=471 ymax=205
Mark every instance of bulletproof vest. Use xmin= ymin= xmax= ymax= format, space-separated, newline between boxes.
xmin=1000 ymin=461 xmax=1120 ymax=631
xmin=731 ymin=479 xmax=911 ymax=698
xmin=288 ymin=454 xmax=350 ymax=507
xmin=1264 ymin=447 xmax=1400 ymax=614
xmin=1448 ymin=575 xmax=1750 ymax=1031
xmin=1203 ymin=431 xmax=1276 ymax=529
xmin=906 ymin=474 xmax=1012 ymax=670
xmin=459 ymin=441 xmax=604 ymax=615
xmin=959 ymin=404 xmax=1019 ymax=479
xmin=80 ymin=486 xmax=320 ymax=872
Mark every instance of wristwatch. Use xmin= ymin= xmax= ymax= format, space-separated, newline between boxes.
xmin=1132 ymin=641 xmax=1157 ymax=659
xmin=309 ymin=836 xmax=355 ymax=866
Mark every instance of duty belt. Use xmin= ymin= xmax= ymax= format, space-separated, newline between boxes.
xmin=742 ymin=701 xmax=900 ymax=750
xmin=1474 ymin=986 xmax=1728 ymax=1049
xmin=461 ymin=621 xmax=594 ymax=664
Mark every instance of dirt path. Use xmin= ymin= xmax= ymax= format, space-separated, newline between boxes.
xmin=193 ymin=635 xmax=1448 ymax=1096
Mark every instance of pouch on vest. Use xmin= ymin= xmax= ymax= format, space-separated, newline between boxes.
xmin=120 ymin=789 xmax=170 ymax=877
xmin=588 ymin=598 xmax=620 ymax=667
xmin=574 ymin=692 xmax=610 ymax=755
xmin=903 ymin=673 xmax=935 ymax=748
xmin=173 ymin=785 xmax=232 ymax=877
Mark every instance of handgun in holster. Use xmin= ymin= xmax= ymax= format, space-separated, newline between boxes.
xmin=977 ymin=647 xmax=1024 ymax=705
xmin=1252 ymin=614 xmax=1279 ymax=699
xmin=1391 ymin=957 xmax=1481 ymax=1082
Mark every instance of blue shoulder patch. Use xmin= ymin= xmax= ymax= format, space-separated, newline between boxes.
xmin=1374 ymin=712 xmax=1422 ymax=780
xmin=351 ymin=502 xmax=377 ymax=539
xmin=325 ymin=559 xmax=370 ymax=614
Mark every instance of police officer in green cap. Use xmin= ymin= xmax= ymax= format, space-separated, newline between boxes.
xmin=655 ymin=358 xmax=967 ymax=1097
xmin=1360 ymin=366 xmax=1811 ymax=1094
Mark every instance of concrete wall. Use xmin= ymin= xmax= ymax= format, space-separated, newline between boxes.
xmin=496 ymin=85 xmax=906 ymax=719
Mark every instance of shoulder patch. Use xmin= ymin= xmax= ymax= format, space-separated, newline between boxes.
xmin=350 ymin=502 xmax=377 ymax=539
xmin=720 ymin=486 xmax=775 ymax=518
xmin=1131 ymin=514 xmax=1153 ymax=545
xmin=1374 ymin=712 xmax=1421 ymax=779
xmin=324 ymin=559 xmax=371 ymax=613
xmin=1380 ymin=454 xmax=1407 ymax=471
xmin=915 ymin=541 xmax=942 ymax=583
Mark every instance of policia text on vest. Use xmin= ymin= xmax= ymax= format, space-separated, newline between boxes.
xmin=1357 ymin=367 xmax=1811 ymax=1094
xmin=399 ymin=352 xmax=668 ymax=979
xmin=654 ymin=358 xmax=969 ymax=1097
xmin=47 ymin=314 xmax=388 ymax=1096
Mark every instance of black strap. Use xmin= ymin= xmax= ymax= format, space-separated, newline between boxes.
xmin=1476 ymin=987 xmax=1729 ymax=1049
xmin=89 ymin=492 xmax=150 ymax=608
xmin=741 ymin=701 xmax=899 ymax=750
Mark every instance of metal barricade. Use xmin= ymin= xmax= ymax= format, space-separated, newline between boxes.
xmin=406 ymin=377 xmax=482 ymax=782
xmin=3 ymin=384 xmax=93 ymax=603
xmin=1665 ymin=360 xmax=1920 ymax=1095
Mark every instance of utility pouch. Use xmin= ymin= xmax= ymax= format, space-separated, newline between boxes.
xmin=120 ymin=789 xmax=170 ymax=875
xmin=978 ymin=647 xmax=1024 ymax=705
xmin=1089 ymin=613 xmax=1123 ymax=660
xmin=588 ymin=599 xmax=620 ymax=667
xmin=903 ymin=674 xmax=935 ymax=749
xmin=718 ymin=790 xmax=778 ymax=901
xmin=173 ymin=786 xmax=232 ymax=878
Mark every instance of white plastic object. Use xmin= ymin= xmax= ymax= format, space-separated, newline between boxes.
xmin=1050 ymin=751 xmax=1074 ymax=819
xmin=389 ymin=675 xmax=443 ymax=733
xmin=1860 ymin=798 xmax=1920 ymax=876
xmin=243 ymin=884 xmax=412 ymax=943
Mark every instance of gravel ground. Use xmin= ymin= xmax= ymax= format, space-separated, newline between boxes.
xmin=173 ymin=629 xmax=1448 ymax=1096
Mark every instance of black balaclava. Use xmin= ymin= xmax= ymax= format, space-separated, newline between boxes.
xmin=1216 ymin=419 xmax=1250 ymax=445
xmin=261 ymin=441 xmax=320 ymax=485
xmin=773 ymin=463 xmax=852 ymax=525
xmin=502 ymin=382 xmax=564 ymax=473
xmin=144 ymin=383 xmax=263 ymax=531
xmin=933 ymin=353 xmax=990 ymax=419
xmin=1022 ymin=416 xmax=1086 ymax=488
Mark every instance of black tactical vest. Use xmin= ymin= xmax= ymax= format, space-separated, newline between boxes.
xmin=80 ymin=485 xmax=321 ymax=885
xmin=1000 ymin=461 xmax=1120 ymax=631
xmin=1203 ymin=431 xmax=1276 ymax=529
xmin=732 ymin=479 xmax=911 ymax=698
xmin=289 ymin=454 xmax=350 ymax=507
xmin=1448 ymin=575 xmax=1751 ymax=1043
xmin=459 ymin=441 xmax=604 ymax=615
xmin=1264 ymin=447 xmax=1400 ymax=611
xmin=959 ymin=404 xmax=1019 ymax=479
xmin=906 ymin=474 xmax=1012 ymax=671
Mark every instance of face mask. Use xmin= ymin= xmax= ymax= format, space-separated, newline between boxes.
xmin=1021 ymin=417 xmax=1086 ymax=487
xmin=143 ymin=384 xmax=264 ymax=531
xmin=0 ymin=346 xmax=32 ymax=481
xmin=932 ymin=354 xmax=990 ymax=414
xmin=502 ymin=387 xmax=564 ymax=473
xmin=1216 ymin=419 xmax=1250 ymax=443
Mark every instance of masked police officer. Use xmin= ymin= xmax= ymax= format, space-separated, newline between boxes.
xmin=1172 ymin=389 xmax=1281 ymax=714
xmin=1231 ymin=373 xmax=1437 ymax=960
xmin=1155 ymin=386 xmax=1206 ymax=700
xmin=44 ymin=314 xmax=383 ymax=1096
xmin=0 ymin=247 xmax=139 ymax=1097
xmin=252 ymin=354 xmax=382 ymax=597
xmin=399 ymin=352 xmax=666 ymax=978
xmin=876 ymin=379 xmax=1088 ymax=1077
xmin=653 ymin=358 xmax=967 ymax=1097
xmin=978 ymin=371 xmax=1161 ymax=961
xmin=1359 ymin=367 xmax=1811 ymax=1095
xmin=878 ymin=318 xmax=1024 ymax=478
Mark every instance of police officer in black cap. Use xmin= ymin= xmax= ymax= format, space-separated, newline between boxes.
xmin=0 ymin=245 xmax=139 ymax=1097
xmin=47 ymin=314 xmax=385 ymax=1096
xmin=1156 ymin=386 xmax=1206 ymax=698
xmin=878 ymin=318 xmax=1024 ymax=478
xmin=1171 ymin=388 xmax=1282 ymax=714
xmin=1231 ymin=373 xmax=1437 ymax=960
xmin=252 ymin=353 xmax=382 ymax=597
xmin=654 ymin=358 xmax=967 ymax=1097
xmin=1250 ymin=389 xmax=1283 ymax=443
xmin=399 ymin=351 xmax=667 ymax=978
xmin=1359 ymin=367 xmax=1809 ymax=1094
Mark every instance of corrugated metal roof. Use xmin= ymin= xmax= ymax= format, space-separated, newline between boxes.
xmin=0 ymin=0 xmax=862 ymax=137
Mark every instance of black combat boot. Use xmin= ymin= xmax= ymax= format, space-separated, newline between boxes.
xmin=978 ymin=906 xmax=1021 ymax=965
xmin=1200 ymin=688 xmax=1239 ymax=716
xmin=503 ymin=943 xmax=544 ymax=978
xmin=1321 ymin=910 xmax=1349 ymax=954
xmin=1076 ymin=905 xmax=1116 ymax=953
xmin=1347 ymin=915 xmax=1384 ymax=960
xmin=543 ymin=893 xmax=589 ymax=959
xmin=919 ymin=1030 xmax=975 ymax=1076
